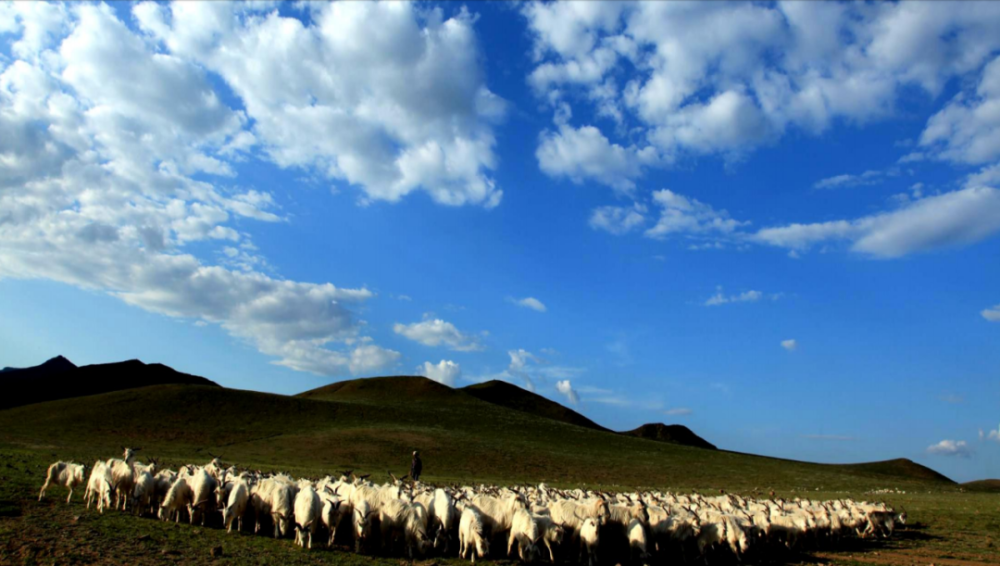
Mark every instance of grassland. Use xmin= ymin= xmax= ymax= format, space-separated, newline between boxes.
xmin=0 ymin=378 xmax=997 ymax=565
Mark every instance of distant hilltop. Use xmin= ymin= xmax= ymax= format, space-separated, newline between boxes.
xmin=1 ymin=355 xmax=218 ymax=410
xmin=299 ymin=373 xmax=718 ymax=450
xmin=0 ymin=359 xmax=956 ymax=488
xmin=5 ymin=356 xmax=716 ymax=451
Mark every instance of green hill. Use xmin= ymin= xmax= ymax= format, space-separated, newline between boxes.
xmin=962 ymin=479 xmax=1000 ymax=492
xmin=299 ymin=375 xmax=469 ymax=405
xmin=1 ymin=356 xmax=218 ymax=410
xmin=0 ymin=379 xmax=957 ymax=491
xmin=461 ymin=379 xmax=610 ymax=432
xmin=838 ymin=458 xmax=955 ymax=484
xmin=624 ymin=423 xmax=717 ymax=450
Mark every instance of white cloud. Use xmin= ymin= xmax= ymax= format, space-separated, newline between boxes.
xmin=0 ymin=3 xmax=400 ymax=378
xmin=596 ymin=185 xmax=1000 ymax=259
xmin=524 ymin=2 xmax=1000 ymax=169
xmin=536 ymin=123 xmax=657 ymax=192
xmin=920 ymin=55 xmax=1000 ymax=165
xmin=133 ymin=1 xmax=505 ymax=208
xmin=393 ymin=317 xmax=483 ymax=352
xmin=644 ymin=189 xmax=748 ymax=241
xmin=814 ymin=168 xmax=901 ymax=190
xmin=417 ymin=359 xmax=461 ymax=387
xmin=781 ymin=339 xmax=798 ymax=351
xmin=967 ymin=163 xmax=1000 ymax=189
xmin=663 ymin=407 xmax=693 ymax=417
xmin=467 ymin=349 xmax=582 ymax=394
xmin=752 ymin=187 xmax=1000 ymax=258
xmin=555 ymin=379 xmax=580 ymax=405
xmin=589 ymin=203 xmax=647 ymax=235
xmin=981 ymin=304 xmax=1000 ymax=322
xmin=704 ymin=287 xmax=767 ymax=307
xmin=986 ymin=426 xmax=1000 ymax=443
xmin=926 ymin=439 xmax=973 ymax=458
xmin=508 ymin=296 xmax=547 ymax=313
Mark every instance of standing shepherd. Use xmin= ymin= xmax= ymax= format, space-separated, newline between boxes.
xmin=410 ymin=450 xmax=422 ymax=482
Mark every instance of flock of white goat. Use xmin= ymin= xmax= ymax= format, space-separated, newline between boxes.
xmin=38 ymin=448 xmax=907 ymax=565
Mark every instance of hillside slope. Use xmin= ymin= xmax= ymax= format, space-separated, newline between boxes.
xmin=837 ymin=458 xmax=955 ymax=484
xmin=0 ymin=355 xmax=76 ymax=377
xmin=298 ymin=375 xmax=469 ymax=405
xmin=0 ymin=381 xmax=957 ymax=491
xmin=1 ymin=357 xmax=218 ymax=410
xmin=961 ymin=479 xmax=1000 ymax=492
xmin=461 ymin=380 xmax=610 ymax=432
xmin=625 ymin=423 xmax=717 ymax=450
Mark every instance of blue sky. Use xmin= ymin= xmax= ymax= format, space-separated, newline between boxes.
xmin=1 ymin=1 xmax=999 ymax=483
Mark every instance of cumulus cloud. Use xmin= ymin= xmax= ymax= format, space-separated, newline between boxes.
xmin=536 ymin=123 xmax=657 ymax=192
xmin=589 ymin=203 xmax=647 ymax=235
xmin=982 ymin=305 xmax=1000 ymax=322
xmin=0 ymin=3 xmax=400 ymax=378
xmin=524 ymin=2 xmax=1000 ymax=167
xmin=393 ymin=317 xmax=483 ymax=352
xmin=752 ymin=187 xmax=1000 ymax=258
xmin=926 ymin=439 xmax=973 ymax=457
xmin=704 ymin=287 xmax=768 ymax=307
xmin=133 ymin=1 xmax=505 ymax=208
xmin=555 ymin=379 xmax=580 ymax=405
xmin=781 ymin=339 xmax=798 ymax=351
xmin=591 ymin=184 xmax=1000 ymax=260
xmin=417 ymin=359 xmax=461 ymax=387
xmin=920 ymin=55 xmax=1000 ymax=165
xmin=814 ymin=168 xmax=902 ymax=190
xmin=508 ymin=296 xmax=547 ymax=313
xmin=644 ymin=190 xmax=748 ymax=241
xmin=986 ymin=427 xmax=1000 ymax=442
xmin=506 ymin=348 xmax=540 ymax=392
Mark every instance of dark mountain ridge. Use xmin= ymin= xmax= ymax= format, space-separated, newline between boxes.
xmin=1 ymin=355 xmax=218 ymax=410
xmin=625 ymin=423 xmax=717 ymax=450
xmin=461 ymin=379 xmax=611 ymax=432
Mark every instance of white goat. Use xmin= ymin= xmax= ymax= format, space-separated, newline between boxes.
xmin=187 ymin=467 xmax=217 ymax=526
xmin=84 ymin=461 xmax=113 ymax=513
xmin=160 ymin=475 xmax=194 ymax=523
xmin=39 ymin=461 xmax=85 ymax=503
xmin=471 ymin=492 xmax=527 ymax=543
xmin=508 ymin=508 xmax=542 ymax=562
xmin=224 ymin=478 xmax=251 ymax=534
xmin=352 ymin=499 xmax=373 ymax=553
xmin=106 ymin=447 xmax=140 ymax=511
xmin=380 ymin=499 xmax=432 ymax=558
xmin=579 ymin=517 xmax=600 ymax=566
xmin=459 ymin=505 xmax=490 ymax=564
xmin=294 ymin=485 xmax=322 ymax=549
xmin=533 ymin=513 xmax=566 ymax=563
xmin=318 ymin=491 xmax=344 ymax=547
xmin=132 ymin=469 xmax=156 ymax=516
xmin=627 ymin=518 xmax=651 ymax=566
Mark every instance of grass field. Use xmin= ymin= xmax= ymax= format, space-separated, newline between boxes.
xmin=0 ymin=379 xmax=997 ymax=565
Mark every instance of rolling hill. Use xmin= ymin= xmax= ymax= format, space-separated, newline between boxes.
xmin=304 ymin=376 xmax=717 ymax=450
xmin=961 ymin=479 xmax=1000 ymax=492
xmin=0 ymin=356 xmax=219 ymax=410
xmin=625 ymin=423 xmax=717 ymax=450
xmin=0 ymin=372 xmax=957 ymax=491
xmin=461 ymin=379 xmax=610 ymax=432
xmin=299 ymin=375 xmax=468 ymax=405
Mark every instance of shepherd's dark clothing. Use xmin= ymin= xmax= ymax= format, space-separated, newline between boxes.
xmin=411 ymin=455 xmax=422 ymax=481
